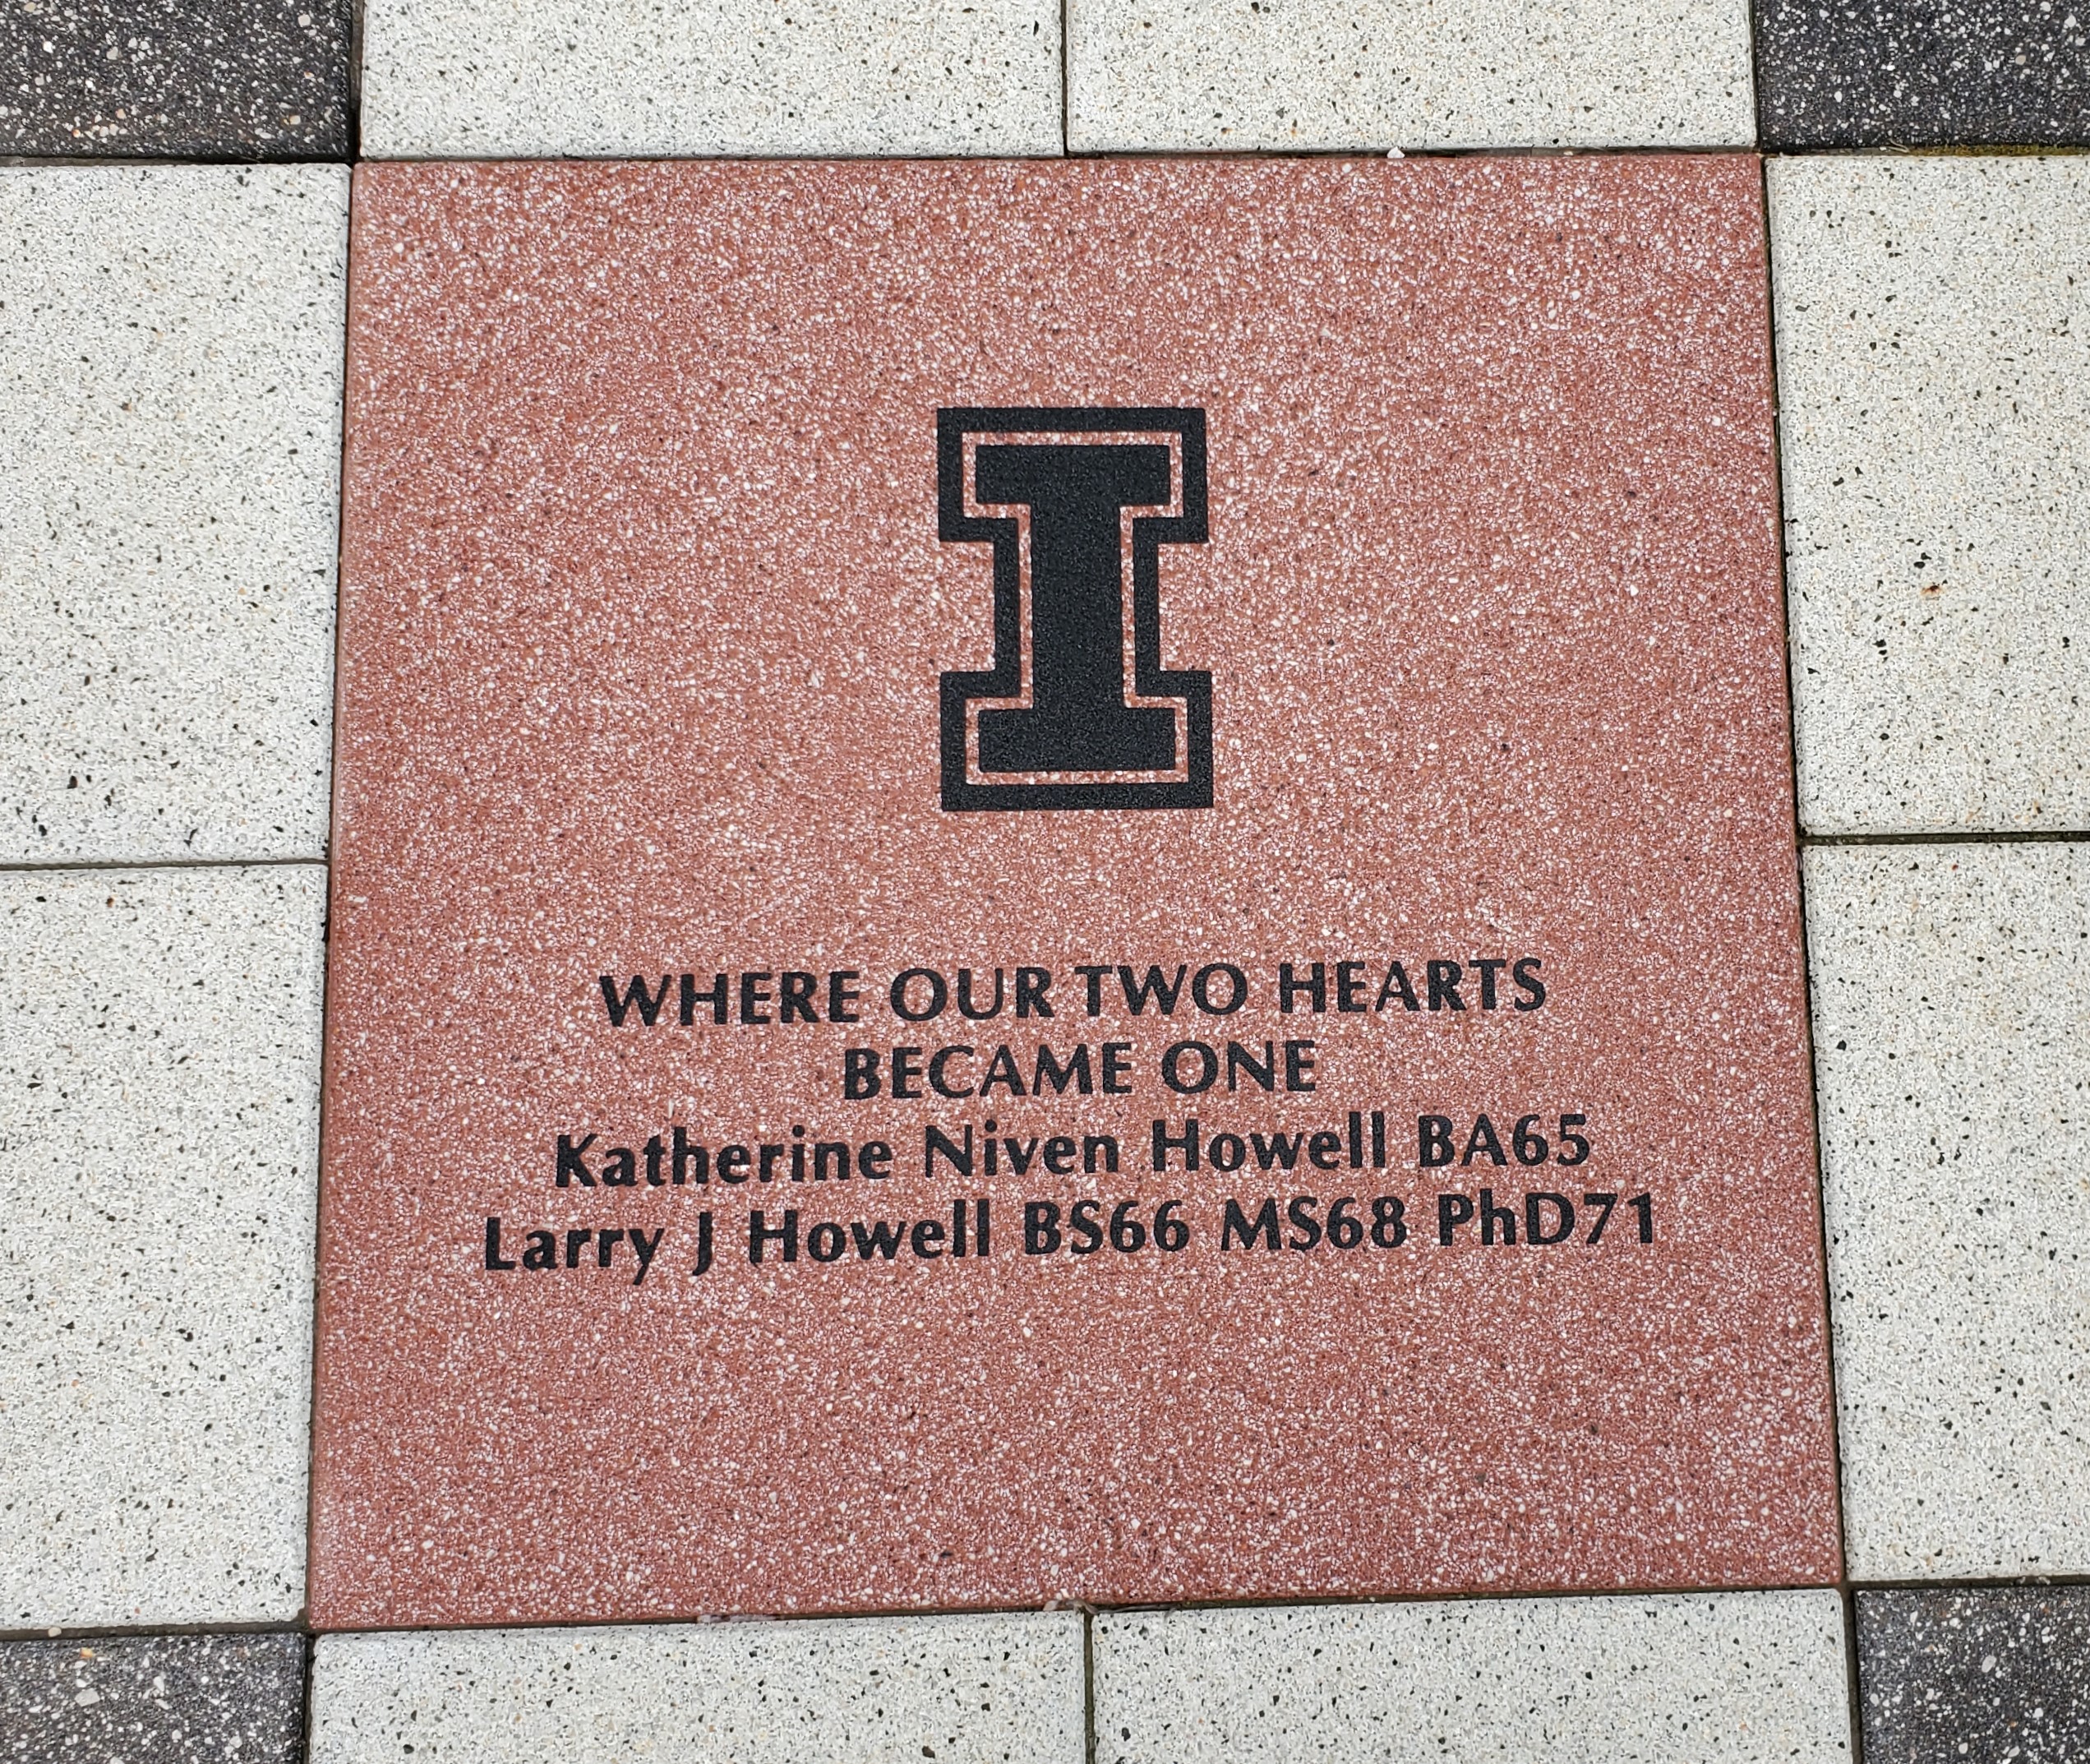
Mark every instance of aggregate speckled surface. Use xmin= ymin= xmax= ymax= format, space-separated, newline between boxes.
xmin=1857 ymin=1586 xmax=2090 ymax=1764
xmin=313 ymin=156 xmax=1836 ymax=1628
xmin=1756 ymin=0 xmax=2090 ymax=146
xmin=0 ymin=164 xmax=348 ymax=865
xmin=359 ymin=0 xmax=1062 ymax=159
xmin=0 ymin=867 xmax=325 ymax=1628
xmin=308 ymin=1614 xmax=1084 ymax=1764
xmin=0 ymin=0 xmax=351 ymax=158
xmin=1066 ymin=0 xmax=1756 ymax=150
xmin=1769 ymin=155 xmax=2090 ymax=835
xmin=0 ymin=1632 xmax=306 ymax=1764
xmin=1093 ymin=1591 xmax=1852 ymax=1763
xmin=1807 ymin=843 xmax=2090 ymax=1579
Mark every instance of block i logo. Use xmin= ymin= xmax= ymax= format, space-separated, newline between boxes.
xmin=936 ymin=407 xmax=1214 ymax=811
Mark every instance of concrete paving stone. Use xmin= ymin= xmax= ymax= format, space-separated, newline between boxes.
xmin=0 ymin=0 xmax=352 ymax=159
xmin=0 ymin=1632 xmax=306 ymax=1764
xmin=1092 ymin=1591 xmax=1852 ymax=1763
xmin=314 ymin=155 xmax=1837 ymax=1628
xmin=358 ymin=0 xmax=1062 ymax=159
xmin=1065 ymin=0 xmax=1755 ymax=150
xmin=0 ymin=866 xmax=325 ymax=1628
xmin=1769 ymin=155 xmax=2090 ymax=835
xmin=308 ymin=1613 xmax=1085 ymax=1763
xmin=1756 ymin=0 xmax=2090 ymax=148
xmin=1857 ymin=1586 xmax=2090 ymax=1763
xmin=1806 ymin=843 xmax=2090 ymax=1579
xmin=0 ymin=164 xmax=348 ymax=866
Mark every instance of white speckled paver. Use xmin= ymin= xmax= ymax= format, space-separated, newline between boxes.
xmin=309 ymin=1614 xmax=1085 ymax=1763
xmin=0 ymin=166 xmax=348 ymax=866
xmin=1770 ymin=157 xmax=2090 ymax=834
xmin=1066 ymin=0 xmax=1756 ymax=150
xmin=1093 ymin=1591 xmax=1851 ymax=1762
xmin=0 ymin=866 xmax=325 ymax=1628
xmin=359 ymin=0 xmax=1062 ymax=159
xmin=1808 ymin=842 xmax=2089 ymax=1579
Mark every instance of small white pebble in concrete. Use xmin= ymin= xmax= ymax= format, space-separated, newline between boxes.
xmin=360 ymin=0 xmax=1063 ymax=159
xmin=0 ymin=165 xmax=349 ymax=866
xmin=1067 ymin=0 xmax=1756 ymax=150
xmin=309 ymin=1612 xmax=1086 ymax=1763
xmin=1807 ymin=842 xmax=2090 ymax=1578
xmin=0 ymin=866 xmax=326 ymax=1628
xmin=1094 ymin=1590 xmax=1851 ymax=1762
xmin=1770 ymin=156 xmax=2090 ymax=834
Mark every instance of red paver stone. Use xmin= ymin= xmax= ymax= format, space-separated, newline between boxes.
xmin=313 ymin=156 xmax=1839 ymax=1628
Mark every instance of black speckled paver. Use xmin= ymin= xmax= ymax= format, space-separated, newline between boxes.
xmin=1756 ymin=0 xmax=2090 ymax=146
xmin=0 ymin=1632 xmax=306 ymax=1763
xmin=0 ymin=0 xmax=350 ymax=158
xmin=1858 ymin=1587 xmax=2090 ymax=1764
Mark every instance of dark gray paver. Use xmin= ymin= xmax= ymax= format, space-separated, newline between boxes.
xmin=0 ymin=0 xmax=350 ymax=158
xmin=0 ymin=1632 xmax=306 ymax=1762
xmin=1756 ymin=0 xmax=2090 ymax=146
xmin=1858 ymin=1587 xmax=2090 ymax=1763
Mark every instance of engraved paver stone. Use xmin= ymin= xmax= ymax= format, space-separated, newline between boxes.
xmin=313 ymin=156 xmax=1838 ymax=1628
